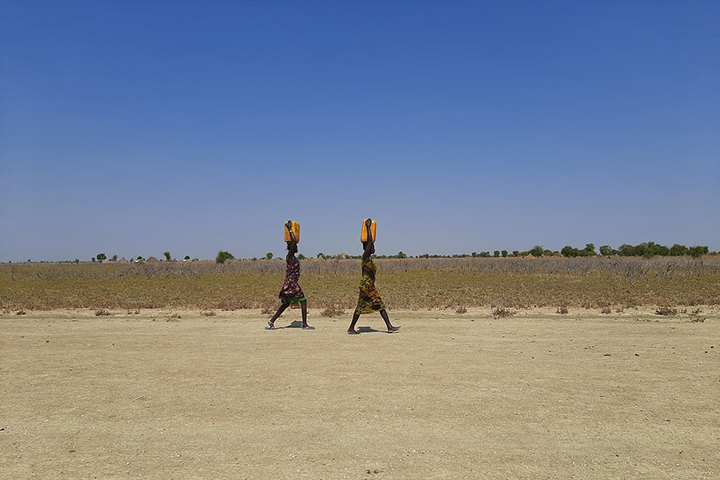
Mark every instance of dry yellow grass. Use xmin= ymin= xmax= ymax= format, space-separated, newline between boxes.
xmin=1 ymin=257 xmax=718 ymax=312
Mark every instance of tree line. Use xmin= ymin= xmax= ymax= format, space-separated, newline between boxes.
xmin=213 ymin=242 xmax=713 ymax=263
xmin=561 ymin=242 xmax=710 ymax=258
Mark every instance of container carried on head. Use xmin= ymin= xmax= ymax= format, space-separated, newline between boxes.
xmin=361 ymin=219 xmax=377 ymax=243
xmin=284 ymin=221 xmax=300 ymax=242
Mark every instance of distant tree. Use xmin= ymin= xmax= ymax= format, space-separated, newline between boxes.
xmin=493 ymin=251 xmax=500 ymax=258
xmin=317 ymin=253 xmax=324 ymax=259
xmin=396 ymin=251 xmax=407 ymax=259
xmin=298 ymin=253 xmax=306 ymax=260
xmin=641 ymin=245 xmax=653 ymax=258
xmin=471 ymin=252 xmax=477 ymax=257
xmin=266 ymin=252 xmax=273 ymax=260
xmin=111 ymin=255 xmax=118 ymax=261
xmin=599 ymin=245 xmax=614 ymax=256
xmin=216 ymin=251 xmax=235 ymax=264
xmin=75 ymin=259 xmax=80 ymax=263
xmin=689 ymin=245 xmax=709 ymax=258
xmin=528 ymin=245 xmax=544 ymax=257
xmin=96 ymin=253 xmax=107 ymax=262
xmin=184 ymin=255 xmax=190 ymax=261
xmin=163 ymin=252 xmax=171 ymax=261
xmin=92 ymin=257 xmax=96 ymax=262
xmin=645 ymin=242 xmax=668 ymax=257
xmin=632 ymin=242 xmax=663 ymax=258
xmin=501 ymin=250 xmax=508 ymax=258
xmin=656 ymin=243 xmax=669 ymax=256
xmin=512 ymin=251 xmax=519 ymax=257
xmin=669 ymin=244 xmax=689 ymax=256
xmin=562 ymin=244 xmax=597 ymax=257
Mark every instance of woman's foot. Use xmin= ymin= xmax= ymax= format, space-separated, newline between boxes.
xmin=302 ymin=325 xmax=314 ymax=330
xmin=387 ymin=325 xmax=401 ymax=333
xmin=347 ymin=329 xmax=360 ymax=335
xmin=267 ymin=320 xmax=275 ymax=329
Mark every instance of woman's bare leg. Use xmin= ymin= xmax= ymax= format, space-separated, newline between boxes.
xmin=347 ymin=313 xmax=360 ymax=334
xmin=380 ymin=309 xmax=400 ymax=333
xmin=268 ymin=302 xmax=289 ymax=327
xmin=301 ymin=300 xmax=311 ymax=328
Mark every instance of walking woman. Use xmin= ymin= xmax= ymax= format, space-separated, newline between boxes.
xmin=267 ymin=221 xmax=312 ymax=330
xmin=347 ymin=218 xmax=400 ymax=334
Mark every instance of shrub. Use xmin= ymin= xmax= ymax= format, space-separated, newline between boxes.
xmin=655 ymin=306 xmax=677 ymax=316
xmin=216 ymin=251 xmax=235 ymax=264
xmin=492 ymin=307 xmax=514 ymax=318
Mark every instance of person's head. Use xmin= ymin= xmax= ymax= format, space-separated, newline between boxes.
xmin=287 ymin=241 xmax=298 ymax=255
xmin=362 ymin=241 xmax=375 ymax=255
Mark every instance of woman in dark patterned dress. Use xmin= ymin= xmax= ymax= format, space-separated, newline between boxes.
xmin=347 ymin=218 xmax=400 ymax=334
xmin=267 ymin=221 xmax=312 ymax=330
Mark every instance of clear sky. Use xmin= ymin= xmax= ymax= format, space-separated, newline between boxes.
xmin=1 ymin=1 xmax=718 ymax=262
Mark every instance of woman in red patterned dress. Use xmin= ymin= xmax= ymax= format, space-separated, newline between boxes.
xmin=267 ymin=221 xmax=312 ymax=330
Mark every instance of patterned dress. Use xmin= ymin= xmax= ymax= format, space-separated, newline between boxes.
xmin=279 ymin=256 xmax=305 ymax=304
xmin=354 ymin=259 xmax=385 ymax=315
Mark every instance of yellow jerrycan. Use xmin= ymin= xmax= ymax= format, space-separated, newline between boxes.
xmin=361 ymin=219 xmax=377 ymax=243
xmin=284 ymin=221 xmax=300 ymax=242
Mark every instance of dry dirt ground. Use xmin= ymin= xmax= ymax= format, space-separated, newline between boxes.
xmin=1 ymin=307 xmax=718 ymax=479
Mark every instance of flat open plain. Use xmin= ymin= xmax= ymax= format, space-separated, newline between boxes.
xmin=1 ymin=307 xmax=718 ymax=479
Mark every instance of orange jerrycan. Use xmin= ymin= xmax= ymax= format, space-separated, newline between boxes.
xmin=361 ymin=219 xmax=377 ymax=243
xmin=284 ymin=221 xmax=300 ymax=242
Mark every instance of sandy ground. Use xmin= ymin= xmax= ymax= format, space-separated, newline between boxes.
xmin=1 ymin=307 xmax=718 ymax=479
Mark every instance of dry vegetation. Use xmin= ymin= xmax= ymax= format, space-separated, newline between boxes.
xmin=1 ymin=256 xmax=719 ymax=312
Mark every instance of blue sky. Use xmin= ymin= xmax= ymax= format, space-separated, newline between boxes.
xmin=1 ymin=1 xmax=718 ymax=262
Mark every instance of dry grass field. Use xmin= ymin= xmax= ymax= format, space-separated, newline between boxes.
xmin=1 ymin=257 xmax=719 ymax=312
xmin=1 ymin=258 xmax=718 ymax=478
